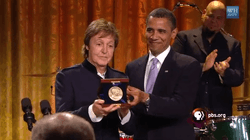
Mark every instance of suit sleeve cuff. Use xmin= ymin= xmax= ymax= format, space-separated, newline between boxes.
xmin=88 ymin=104 xmax=103 ymax=122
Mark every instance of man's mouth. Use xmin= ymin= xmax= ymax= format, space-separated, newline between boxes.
xmin=99 ymin=56 xmax=108 ymax=59
xmin=149 ymin=41 xmax=160 ymax=44
xmin=209 ymin=25 xmax=218 ymax=29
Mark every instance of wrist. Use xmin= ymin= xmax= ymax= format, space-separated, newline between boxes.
xmin=141 ymin=92 xmax=149 ymax=103
xmin=92 ymin=104 xmax=102 ymax=117
xmin=144 ymin=96 xmax=150 ymax=106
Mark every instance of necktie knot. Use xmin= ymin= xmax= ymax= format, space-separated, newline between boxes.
xmin=152 ymin=58 xmax=158 ymax=65
xmin=150 ymin=58 xmax=158 ymax=70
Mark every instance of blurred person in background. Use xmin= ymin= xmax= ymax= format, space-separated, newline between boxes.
xmin=172 ymin=1 xmax=244 ymax=116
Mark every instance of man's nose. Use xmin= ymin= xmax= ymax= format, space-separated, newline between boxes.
xmin=211 ymin=17 xmax=216 ymax=23
xmin=101 ymin=45 xmax=108 ymax=53
xmin=150 ymin=31 xmax=158 ymax=40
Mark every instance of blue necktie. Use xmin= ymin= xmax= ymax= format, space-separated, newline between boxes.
xmin=146 ymin=58 xmax=159 ymax=94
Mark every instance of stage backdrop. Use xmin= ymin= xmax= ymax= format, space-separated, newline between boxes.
xmin=0 ymin=0 xmax=249 ymax=139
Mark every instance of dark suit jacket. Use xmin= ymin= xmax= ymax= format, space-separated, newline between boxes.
xmin=172 ymin=26 xmax=244 ymax=116
xmin=55 ymin=59 xmax=134 ymax=140
xmin=125 ymin=48 xmax=201 ymax=140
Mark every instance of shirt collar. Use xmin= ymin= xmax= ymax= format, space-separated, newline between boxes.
xmin=97 ymin=71 xmax=106 ymax=79
xmin=82 ymin=59 xmax=97 ymax=74
xmin=148 ymin=46 xmax=171 ymax=64
xmin=82 ymin=59 xmax=107 ymax=78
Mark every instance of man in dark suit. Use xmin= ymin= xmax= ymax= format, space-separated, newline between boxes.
xmin=126 ymin=8 xmax=201 ymax=140
xmin=55 ymin=19 xmax=134 ymax=140
xmin=172 ymin=1 xmax=244 ymax=116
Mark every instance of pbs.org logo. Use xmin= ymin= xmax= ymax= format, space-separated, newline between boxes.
xmin=192 ymin=108 xmax=208 ymax=123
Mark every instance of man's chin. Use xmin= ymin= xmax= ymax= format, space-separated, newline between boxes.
xmin=98 ymin=61 xmax=111 ymax=67
xmin=99 ymin=62 xmax=108 ymax=66
xmin=148 ymin=44 xmax=161 ymax=49
xmin=148 ymin=46 xmax=157 ymax=53
xmin=209 ymin=28 xmax=220 ymax=32
xmin=203 ymin=27 xmax=216 ymax=38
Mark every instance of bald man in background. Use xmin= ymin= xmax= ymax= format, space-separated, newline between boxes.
xmin=31 ymin=112 xmax=95 ymax=140
xmin=172 ymin=1 xmax=244 ymax=116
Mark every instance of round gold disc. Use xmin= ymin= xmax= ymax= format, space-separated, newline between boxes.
xmin=108 ymin=86 xmax=123 ymax=101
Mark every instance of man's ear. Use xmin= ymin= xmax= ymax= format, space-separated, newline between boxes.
xmin=171 ymin=28 xmax=178 ymax=39
xmin=202 ymin=9 xmax=206 ymax=15
xmin=201 ymin=9 xmax=206 ymax=22
xmin=85 ymin=45 xmax=89 ymax=50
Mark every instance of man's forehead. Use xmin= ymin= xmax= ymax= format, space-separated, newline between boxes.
xmin=147 ymin=18 xmax=171 ymax=28
xmin=206 ymin=9 xmax=225 ymax=16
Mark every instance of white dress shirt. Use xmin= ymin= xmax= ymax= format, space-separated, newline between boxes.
xmin=144 ymin=46 xmax=171 ymax=92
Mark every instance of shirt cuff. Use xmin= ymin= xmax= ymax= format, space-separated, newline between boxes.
xmin=88 ymin=104 xmax=103 ymax=122
xmin=118 ymin=110 xmax=131 ymax=125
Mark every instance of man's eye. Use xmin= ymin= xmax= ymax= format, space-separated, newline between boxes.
xmin=208 ymin=15 xmax=214 ymax=18
xmin=158 ymin=30 xmax=166 ymax=33
xmin=147 ymin=28 xmax=153 ymax=32
xmin=109 ymin=45 xmax=114 ymax=48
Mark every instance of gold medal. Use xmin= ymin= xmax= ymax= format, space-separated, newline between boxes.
xmin=108 ymin=86 xmax=123 ymax=101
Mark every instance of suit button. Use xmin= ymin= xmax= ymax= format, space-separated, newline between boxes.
xmin=206 ymin=82 xmax=208 ymax=84
xmin=205 ymin=91 xmax=208 ymax=94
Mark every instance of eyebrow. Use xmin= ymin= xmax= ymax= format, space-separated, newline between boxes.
xmin=158 ymin=29 xmax=166 ymax=32
xmin=95 ymin=39 xmax=114 ymax=44
xmin=107 ymin=41 xmax=114 ymax=44
xmin=146 ymin=27 xmax=167 ymax=31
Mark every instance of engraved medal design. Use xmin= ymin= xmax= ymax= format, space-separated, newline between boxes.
xmin=108 ymin=86 xmax=123 ymax=101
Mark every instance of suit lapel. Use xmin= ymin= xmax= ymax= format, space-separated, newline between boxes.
xmin=152 ymin=49 xmax=175 ymax=96
xmin=136 ymin=55 xmax=148 ymax=91
xmin=194 ymin=27 xmax=207 ymax=55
